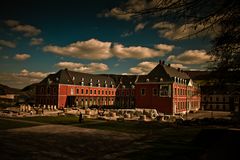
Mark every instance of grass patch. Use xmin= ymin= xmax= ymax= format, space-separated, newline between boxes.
xmin=0 ymin=119 xmax=39 ymax=130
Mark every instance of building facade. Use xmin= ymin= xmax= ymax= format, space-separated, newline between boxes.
xmin=36 ymin=61 xmax=201 ymax=115
xmin=134 ymin=61 xmax=201 ymax=114
xmin=201 ymin=85 xmax=240 ymax=112
xmin=36 ymin=69 xmax=116 ymax=109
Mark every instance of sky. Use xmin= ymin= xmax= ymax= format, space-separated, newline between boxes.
xmin=0 ymin=0 xmax=214 ymax=88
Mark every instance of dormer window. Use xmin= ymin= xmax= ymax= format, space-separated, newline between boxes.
xmin=160 ymin=77 xmax=163 ymax=82
xmin=90 ymin=78 xmax=92 ymax=82
xmin=98 ymin=83 xmax=101 ymax=87
xmin=81 ymin=78 xmax=84 ymax=81
xmin=146 ymin=79 xmax=149 ymax=82
xmin=81 ymin=81 xmax=84 ymax=86
xmin=90 ymin=82 xmax=93 ymax=87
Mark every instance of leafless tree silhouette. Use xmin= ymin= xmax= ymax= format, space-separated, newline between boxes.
xmin=123 ymin=0 xmax=239 ymax=73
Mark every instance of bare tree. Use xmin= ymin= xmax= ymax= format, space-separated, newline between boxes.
xmin=124 ymin=0 xmax=240 ymax=73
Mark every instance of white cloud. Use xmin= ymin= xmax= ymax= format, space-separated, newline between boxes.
xmin=121 ymin=31 xmax=133 ymax=37
xmin=112 ymin=43 xmax=174 ymax=59
xmin=153 ymin=21 xmax=175 ymax=31
xmin=153 ymin=18 xmax=221 ymax=40
xmin=0 ymin=69 xmax=51 ymax=88
xmin=102 ymin=7 xmax=134 ymax=21
xmin=0 ymin=39 xmax=16 ymax=48
xmin=101 ymin=0 xmax=153 ymax=21
xmin=129 ymin=61 xmax=158 ymax=75
xmin=135 ymin=23 xmax=146 ymax=32
xmin=55 ymin=61 xmax=109 ymax=73
xmin=5 ymin=20 xmax=19 ymax=27
xmin=169 ymin=63 xmax=188 ymax=69
xmin=5 ymin=19 xmax=41 ymax=37
xmin=14 ymin=53 xmax=31 ymax=61
xmin=43 ymin=38 xmax=175 ymax=60
xmin=154 ymin=44 xmax=175 ymax=52
xmin=167 ymin=50 xmax=211 ymax=65
xmin=43 ymin=39 xmax=113 ymax=60
xmin=30 ymin=38 xmax=43 ymax=45
xmin=17 ymin=69 xmax=51 ymax=79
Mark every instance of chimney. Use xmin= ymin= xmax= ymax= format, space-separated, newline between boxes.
xmin=159 ymin=60 xmax=162 ymax=64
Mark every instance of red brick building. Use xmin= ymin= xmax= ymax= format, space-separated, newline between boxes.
xmin=36 ymin=61 xmax=201 ymax=115
xmin=36 ymin=69 xmax=116 ymax=109
xmin=134 ymin=60 xmax=201 ymax=114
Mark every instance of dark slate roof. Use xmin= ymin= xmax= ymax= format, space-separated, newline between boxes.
xmin=39 ymin=69 xmax=115 ymax=88
xmin=137 ymin=63 xmax=190 ymax=83
xmin=100 ymin=74 xmax=138 ymax=88
xmin=185 ymin=71 xmax=211 ymax=80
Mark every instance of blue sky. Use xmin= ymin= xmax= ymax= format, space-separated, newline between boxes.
xmin=0 ymin=0 xmax=213 ymax=88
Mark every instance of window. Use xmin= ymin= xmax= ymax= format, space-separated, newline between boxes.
xmin=70 ymin=88 xmax=74 ymax=95
xmin=153 ymin=88 xmax=158 ymax=96
xmin=109 ymin=91 xmax=111 ymax=95
xmin=76 ymin=88 xmax=79 ymax=94
xmin=159 ymin=85 xmax=170 ymax=97
xmin=98 ymin=90 xmax=100 ymax=95
xmin=53 ymin=87 xmax=56 ymax=94
xmin=86 ymin=90 xmax=88 ymax=94
xmin=141 ymin=89 xmax=145 ymax=96
xmin=81 ymin=89 xmax=84 ymax=94
xmin=94 ymin=90 xmax=96 ymax=94
xmin=112 ymin=91 xmax=114 ymax=95
xmin=204 ymin=96 xmax=207 ymax=101
xmin=90 ymin=90 xmax=92 ymax=94
xmin=47 ymin=87 xmax=50 ymax=94
xmin=41 ymin=87 xmax=44 ymax=93
xmin=105 ymin=91 xmax=107 ymax=95
xmin=216 ymin=97 xmax=219 ymax=102
xmin=102 ymin=90 xmax=104 ymax=95
xmin=174 ymin=88 xmax=177 ymax=95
